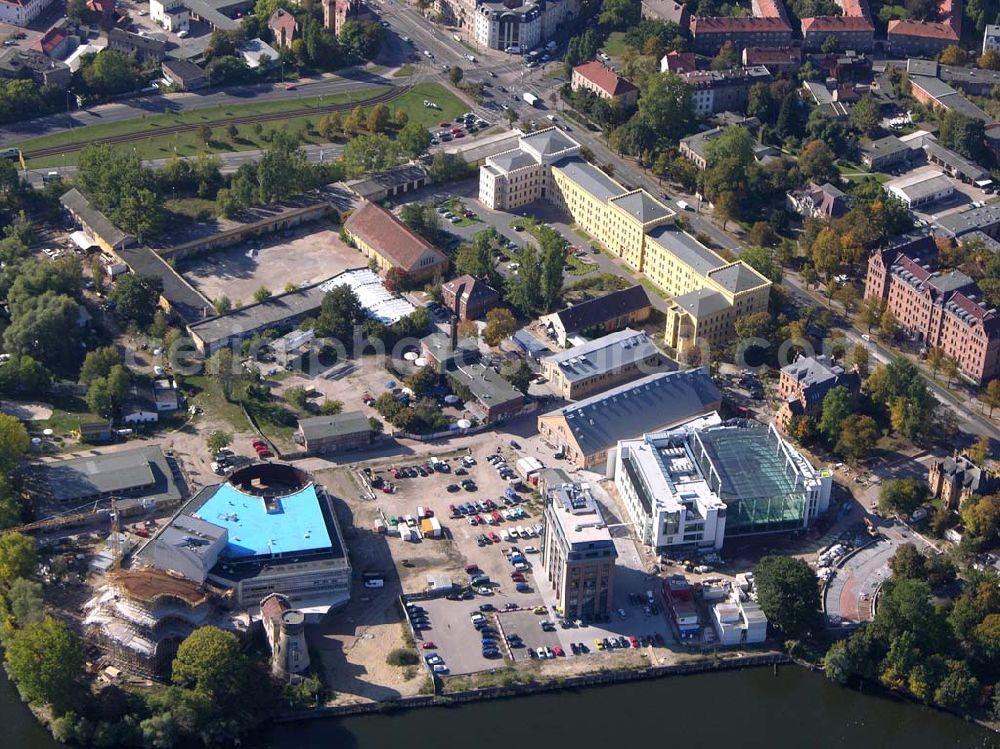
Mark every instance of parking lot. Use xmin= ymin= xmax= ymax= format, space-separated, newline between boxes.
xmin=180 ymin=222 xmax=363 ymax=303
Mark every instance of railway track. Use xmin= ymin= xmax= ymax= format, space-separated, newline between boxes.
xmin=22 ymin=84 xmax=407 ymax=161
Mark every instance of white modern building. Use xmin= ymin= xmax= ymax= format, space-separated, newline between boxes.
xmin=0 ymin=0 xmax=55 ymax=26
xmin=613 ymin=413 xmax=832 ymax=552
xmin=984 ymin=24 xmax=1000 ymax=54
xmin=884 ymin=170 xmax=954 ymax=209
xmin=150 ymin=0 xmax=191 ymax=32
xmin=711 ymin=593 xmax=768 ymax=646
xmin=472 ymin=0 xmax=578 ymax=53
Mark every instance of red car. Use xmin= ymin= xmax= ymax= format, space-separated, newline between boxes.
xmin=421 ymin=641 xmax=436 ymax=649
xmin=425 ymin=509 xmax=434 ymax=517
xmin=511 ymin=572 xmax=525 ymax=582
xmin=439 ymin=121 xmax=451 ymax=127
xmin=450 ymin=127 xmax=462 ymax=135
xmin=492 ymin=511 xmax=502 ymax=523
xmin=488 ymin=532 xmax=501 ymax=543
xmin=553 ymin=645 xmax=564 ymax=657
xmin=251 ymin=439 xmax=265 ymax=449
xmin=629 ymin=636 xmax=639 ymax=648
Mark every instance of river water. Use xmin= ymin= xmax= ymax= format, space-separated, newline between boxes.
xmin=3 ymin=665 xmax=998 ymax=748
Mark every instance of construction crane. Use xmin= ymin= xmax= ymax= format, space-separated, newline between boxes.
xmin=110 ymin=497 xmax=121 ymax=569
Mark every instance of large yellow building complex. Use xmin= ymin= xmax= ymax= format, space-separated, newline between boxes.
xmin=478 ymin=128 xmax=771 ymax=354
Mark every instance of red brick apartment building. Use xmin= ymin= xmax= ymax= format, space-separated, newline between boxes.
xmin=689 ymin=0 xmax=792 ymax=53
xmin=864 ymin=236 xmax=1000 ymax=384
xmin=887 ymin=0 xmax=961 ymax=56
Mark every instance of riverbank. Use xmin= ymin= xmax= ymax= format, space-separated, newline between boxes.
xmin=280 ymin=651 xmax=791 ymax=721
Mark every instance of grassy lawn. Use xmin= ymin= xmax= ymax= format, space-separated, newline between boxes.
xmin=836 ymin=160 xmax=889 ymax=184
xmin=638 ymin=276 xmax=671 ymax=300
xmin=26 ymin=82 xmax=465 ymax=167
xmin=393 ymin=64 xmax=415 ymax=77
xmin=183 ymin=374 xmax=251 ymax=432
xmin=390 ymin=82 xmax=466 ymax=129
xmin=440 ymin=196 xmax=478 ymax=226
xmin=17 ymin=87 xmax=389 ymax=160
xmin=165 ymin=197 xmax=217 ymax=222
xmin=564 ymin=252 xmax=597 ymax=276
xmin=603 ymin=32 xmax=628 ymax=58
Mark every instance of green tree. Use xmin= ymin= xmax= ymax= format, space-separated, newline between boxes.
xmin=938 ymin=45 xmax=968 ymax=66
xmin=889 ymin=543 xmax=927 ymax=580
xmin=171 ymin=626 xmax=249 ymax=703
xmin=8 ymin=576 xmax=44 ymax=625
xmin=710 ymin=41 xmax=738 ymax=71
xmin=315 ymin=284 xmax=364 ymax=343
xmin=799 ymin=139 xmax=838 ymax=184
xmin=984 ymin=378 xmax=1000 ymax=417
xmin=79 ymin=346 xmax=120 ymax=385
xmin=3 ymin=617 xmax=83 ymax=709
xmin=506 ymin=244 xmax=541 ymax=314
xmin=835 ymin=414 xmax=879 ymax=461
xmin=539 ymin=234 xmax=566 ymax=313
xmin=449 ymin=65 xmax=464 ymax=85
xmin=501 ymin=359 xmax=533 ymax=394
xmin=740 ymin=246 xmax=783 ymax=283
xmin=0 ymin=412 xmax=28 ymax=474
xmin=599 ymin=0 xmax=641 ymax=28
xmin=878 ymin=306 xmax=899 ymax=340
xmin=109 ymin=273 xmax=163 ymax=329
xmin=397 ymin=120 xmax=432 ymax=158
xmin=483 ymin=307 xmax=517 ymax=347
xmin=366 ymin=102 xmax=391 ymax=134
xmin=343 ymin=133 xmax=399 ymax=177
xmin=961 ymin=494 xmax=1000 ymax=542
xmin=319 ymin=399 xmax=344 ymax=415
xmin=428 ymin=152 xmax=471 ymax=185
xmin=980 ymin=49 xmax=1000 ymax=70
xmin=878 ymin=478 xmax=927 ymax=517
xmin=849 ymin=94 xmax=881 ymax=136
xmin=253 ymin=286 xmax=273 ymax=303
xmin=339 ymin=18 xmax=382 ymax=60
xmin=206 ymin=430 xmax=233 ymax=455
xmin=0 ymin=531 xmax=35 ymax=587
xmin=755 ymin=556 xmax=821 ymax=638
xmin=934 ymin=662 xmax=980 ymax=711
xmin=818 ymin=385 xmax=850 ymax=440
xmin=208 ymin=348 xmax=241 ymax=402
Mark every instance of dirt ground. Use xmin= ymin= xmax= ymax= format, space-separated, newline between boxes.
xmin=1 ymin=401 xmax=53 ymax=421
xmin=179 ymin=222 xmax=366 ymax=304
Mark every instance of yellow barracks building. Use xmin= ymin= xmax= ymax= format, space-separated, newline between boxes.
xmin=479 ymin=127 xmax=770 ymax=354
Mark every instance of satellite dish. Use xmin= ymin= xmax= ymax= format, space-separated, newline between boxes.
xmin=457 ymin=419 xmax=472 ymax=429
xmin=414 ymin=357 xmax=428 ymax=367
xmin=403 ymin=351 xmax=419 ymax=361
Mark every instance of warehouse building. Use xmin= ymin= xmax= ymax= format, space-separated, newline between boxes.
xmin=40 ymin=445 xmax=182 ymax=506
xmin=884 ymin=170 xmax=954 ymax=209
xmin=540 ymin=328 xmax=669 ymax=400
xmin=537 ymin=368 xmax=721 ymax=471
xmin=613 ymin=413 xmax=832 ymax=552
xmin=540 ymin=285 xmax=653 ymax=348
xmin=296 ymin=411 xmax=374 ymax=455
